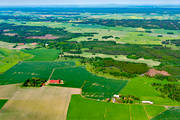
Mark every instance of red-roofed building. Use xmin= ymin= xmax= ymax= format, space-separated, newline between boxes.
xmin=49 ymin=80 xmax=60 ymax=84
xmin=18 ymin=43 xmax=25 ymax=45
xmin=31 ymin=43 xmax=38 ymax=45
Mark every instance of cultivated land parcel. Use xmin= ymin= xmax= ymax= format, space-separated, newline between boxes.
xmin=0 ymin=7 xmax=180 ymax=120
xmin=0 ymin=86 xmax=81 ymax=120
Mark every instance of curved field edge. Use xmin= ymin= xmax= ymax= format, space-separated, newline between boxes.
xmin=151 ymin=107 xmax=180 ymax=120
xmin=67 ymin=95 xmax=166 ymax=120
xmin=0 ymin=100 xmax=8 ymax=109
xmin=0 ymin=48 xmax=33 ymax=73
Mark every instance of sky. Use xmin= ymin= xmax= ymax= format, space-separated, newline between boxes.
xmin=0 ymin=0 xmax=180 ymax=6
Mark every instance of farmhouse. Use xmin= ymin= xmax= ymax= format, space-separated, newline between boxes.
xmin=31 ymin=43 xmax=38 ymax=45
xmin=113 ymin=94 xmax=120 ymax=98
xmin=49 ymin=80 xmax=60 ymax=84
xmin=47 ymin=79 xmax=64 ymax=85
xmin=18 ymin=43 xmax=25 ymax=45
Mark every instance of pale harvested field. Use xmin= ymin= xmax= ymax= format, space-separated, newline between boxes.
xmin=0 ymin=86 xmax=81 ymax=120
xmin=0 ymin=84 xmax=19 ymax=99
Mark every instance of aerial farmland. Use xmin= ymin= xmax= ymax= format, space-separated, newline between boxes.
xmin=0 ymin=4 xmax=180 ymax=120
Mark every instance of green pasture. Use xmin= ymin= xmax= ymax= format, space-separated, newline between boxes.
xmin=145 ymin=105 xmax=167 ymax=119
xmin=22 ymin=48 xmax=60 ymax=61
xmin=120 ymin=77 xmax=180 ymax=105
xmin=0 ymin=61 xmax=75 ymax=85
xmin=0 ymin=99 xmax=8 ymax=109
xmin=67 ymin=95 xmax=166 ymax=120
xmin=51 ymin=66 xmax=127 ymax=99
xmin=0 ymin=48 xmax=32 ymax=73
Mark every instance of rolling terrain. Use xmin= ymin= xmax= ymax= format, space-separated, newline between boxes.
xmin=0 ymin=7 xmax=179 ymax=120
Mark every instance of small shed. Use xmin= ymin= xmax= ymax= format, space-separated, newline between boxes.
xmin=142 ymin=101 xmax=153 ymax=104
xmin=113 ymin=94 xmax=120 ymax=98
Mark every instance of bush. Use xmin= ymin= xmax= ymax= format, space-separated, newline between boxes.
xmin=127 ymin=54 xmax=141 ymax=59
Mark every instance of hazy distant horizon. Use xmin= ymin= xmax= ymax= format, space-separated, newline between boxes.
xmin=0 ymin=0 xmax=180 ymax=6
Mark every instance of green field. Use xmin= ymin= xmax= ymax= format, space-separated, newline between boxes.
xmin=120 ymin=77 xmax=180 ymax=105
xmin=152 ymin=107 xmax=180 ymax=120
xmin=51 ymin=66 xmax=127 ymax=99
xmin=0 ymin=61 xmax=75 ymax=85
xmin=0 ymin=61 xmax=127 ymax=100
xmin=0 ymin=99 xmax=8 ymax=109
xmin=67 ymin=95 xmax=166 ymax=120
xmin=0 ymin=48 xmax=32 ymax=73
xmin=22 ymin=48 xmax=59 ymax=61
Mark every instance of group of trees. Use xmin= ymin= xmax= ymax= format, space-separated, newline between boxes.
xmin=162 ymin=39 xmax=180 ymax=46
xmin=154 ymin=75 xmax=178 ymax=82
xmin=22 ymin=77 xmax=47 ymax=87
xmin=47 ymin=40 xmax=180 ymax=80
xmin=79 ymin=57 xmax=149 ymax=78
xmin=115 ymin=95 xmax=140 ymax=104
xmin=0 ymin=23 xmax=84 ymax=43
xmin=152 ymin=83 xmax=180 ymax=102
xmin=80 ymin=41 xmax=180 ymax=66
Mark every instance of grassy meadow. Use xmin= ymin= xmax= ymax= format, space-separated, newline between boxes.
xmin=120 ymin=77 xmax=180 ymax=105
xmin=0 ymin=48 xmax=32 ymax=73
xmin=22 ymin=48 xmax=60 ymax=61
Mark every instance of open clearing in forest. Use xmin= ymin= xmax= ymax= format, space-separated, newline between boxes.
xmin=64 ymin=52 xmax=161 ymax=67
xmin=0 ymin=86 xmax=81 ymax=120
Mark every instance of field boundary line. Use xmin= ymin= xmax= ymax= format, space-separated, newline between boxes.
xmin=129 ymin=104 xmax=132 ymax=120
xmin=81 ymin=80 xmax=87 ymax=89
xmin=143 ymin=105 xmax=150 ymax=120
xmin=48 ymin=66 xmax=78 ymax=81
xmin=48 ymin=68 xmax=55 ymax=80
xmin=63 ymin=91 xmax=71 ymax=120
xmin=103 ymin=105 xmax=107 ymax=119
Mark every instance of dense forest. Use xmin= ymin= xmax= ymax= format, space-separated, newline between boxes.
xmin=78 ymin=19 xmax=180 ymax=30
xmin=0 ymin=23 xmax=95 ymax=43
